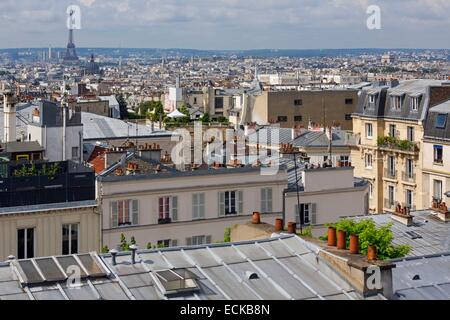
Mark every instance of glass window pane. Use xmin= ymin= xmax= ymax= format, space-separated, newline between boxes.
xmin=26 ymin=229 xmax=34 ymax=259
xmin=71 ymin=224 xmax=79 ymax=254
xmin=35 ymin=258 xmax=66 ymax=282
xmin=17 ymin=229 xmax=25 ymax=260
xmin=62 ymin=225 xmax=70 ymax=255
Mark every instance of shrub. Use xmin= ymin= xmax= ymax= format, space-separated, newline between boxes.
xmin=323 ymin=218 xmax=410 ymax=260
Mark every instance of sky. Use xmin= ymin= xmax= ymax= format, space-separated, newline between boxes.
xmin=0 ymin=0 xmax=448 ymax=50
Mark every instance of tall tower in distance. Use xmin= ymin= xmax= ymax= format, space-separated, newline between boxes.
xmin=63 ymin=9 xmax=79 ymax=64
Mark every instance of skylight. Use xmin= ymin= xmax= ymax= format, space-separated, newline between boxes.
xmin=435 ymin=114 xmax=447 ymax=129
xmin=153 ymin=269 xmax=199 ymax=295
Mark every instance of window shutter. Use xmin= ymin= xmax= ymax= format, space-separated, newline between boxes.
xmin=311 ymin=203 xmax=317 ymax=225
xmin=218 ymin=192 xmax=225 ymax=216
xmin=238 ymin=191 xmax=244 ymax=214
xmin=267 ymin=188 xmax=273 ymax=213
xmin=172 ymin=197 xmax=178 ymax=222
xmin=206 ymin=236 xmax=212 ymax=244
xmin=261 ymin=188 xmax=266 ymax=213
xmin=200 ymin=193 xmax=205 ymax=218
xmin=192 ymin=194 xmax=198 ymax=219
xmin=111 ymin=201 xmax=118 ymax=228
xmin=132 ymin=200 xmax=139 ymax=225
xmin=171 ymin=240 xmax=178 ymax=247
xmin=186 ymin=237 xmax=192 ymax=246
xmin=295 ymin=205 xmax=300 ymax=225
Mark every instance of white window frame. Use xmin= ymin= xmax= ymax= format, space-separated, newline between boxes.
xmin=391 ymin=96 xmax=402 ymax=110
xmin=369 ymin=183 xmax=374 ymax=199
xmin=111 ymin=200 xmax=139 ymax=228
xmin=410 ymin=97 xmax=419 ymax=111
xmin=17 ymin=228 xmax=35 ymax=260
xmin=406 ymin=159 xmax=414 ymax=179
xmin=388 ymin=186 xmax=395 ymax=206
xmin=365 ymin=154 xmax=373 ymax=169
xmin=186 ymin=235 xmax=212 ymax=246
xmin=406 ymin=189 xmax=414 ymax=208
xmin=366 ymin=123 xmax=373 ymax=139
xmin=295 ymin=203 xmax=317 ymax=226
xmin=219 ymin=191 xmax=243 ymax=216
xmin=433 ymin=180 xmax=443 ymax=201
xmin=62 ymin=223 xmax=79 ymax=255
xmin=407 ymin=126 xmax=415 ymax=142
xmin=368 ymin=95 xmax=376 ymax=104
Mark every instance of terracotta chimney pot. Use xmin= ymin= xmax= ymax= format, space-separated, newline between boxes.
xmin=349 ymin=234 xmax=359 ymax=254
xmin=252 ymin=212 xmax=261 ymax=225
xmin=275 ymin=219 xmax=283 ymax=232
xmin=337 ymin=230 xmax=347 ymax=250
xmin=327 ymin=227 xmax=337 ymax=246
xmin=368 ymin=245 xmax=377 ymax=260
xmin=287 ymin=222 xmax=297 ymax=234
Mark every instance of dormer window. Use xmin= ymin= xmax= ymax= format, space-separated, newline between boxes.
xmin=390 ymin=95 xmax=402 ymax=110
xmin=435 ymin=114 xmax=448 ymax=129
xmin=368 ymin=94 xmax=376 ymax=104
xmin=410 ymin=96 xmax=420 ymax=112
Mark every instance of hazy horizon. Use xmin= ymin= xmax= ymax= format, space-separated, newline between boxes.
xmin=0 ymin=0 xmax=449 ymax=50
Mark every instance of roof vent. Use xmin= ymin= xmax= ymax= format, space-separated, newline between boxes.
xmin=153 ymin=269 xmax=200 ymax=296
xmin=246 ymin=271 xmax=259 ymax=280
xmin=412 ymin=275 xmax=421 ymax=281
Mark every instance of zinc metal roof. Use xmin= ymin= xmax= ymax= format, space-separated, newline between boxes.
xmin=352 ymin=210 xmax=450 ymax=258
xmin=0 ymin=235 xmax=373 ymax=300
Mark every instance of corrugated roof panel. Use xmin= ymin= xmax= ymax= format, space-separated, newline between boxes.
xmin=130 ymin=286 xmax=161 ymax=300
xmin=63 ymin=284 xmax=98 ymax=300
xmin=279 ymin=257 xmax=342 ymax=297
xmin=94 ymin=282 xmax=130 ymax=300
xmin=233 ymin=244 xmax=268 ymax=261
xmin=161 ymin=251 xmax=194 ymax=269
xmin=139 ymin=252 xmax=171 ymax=271
xmin=202 ymin=266 xmax=260 ymax=300
xmin=0 ymin=281 xmax=24 ymax=296
xmin=0 ymin=293 xmax=30 ymax=300
xmin=208 ymin=246 xmax=246 ymax=264
xmin=253 ymin=260 xmax=317 ymax=299
xmin=227 ymin=262 xmax=286 ymax=300
xmin=120 ymin=273 xmax=153 ymax=289
xmin=185 ymin=249 xmax=220 ymax=268
xmin=258 ymin=241 xmax=294 ymax=259
xmin=32 ymin=289 xmax=65 ymax=300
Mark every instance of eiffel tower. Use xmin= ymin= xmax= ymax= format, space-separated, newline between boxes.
xmin=63 ymin=9 xmax=79 ymax=64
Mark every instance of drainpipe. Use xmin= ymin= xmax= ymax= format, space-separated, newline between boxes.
xmin=282 ymin=189 xmax=288 ymax=231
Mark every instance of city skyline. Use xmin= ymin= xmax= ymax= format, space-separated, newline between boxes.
xmin=0 ymin=0 xmax=449 ymax=50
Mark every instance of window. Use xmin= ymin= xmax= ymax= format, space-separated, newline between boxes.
xmin=62 ymin=224 xmax=79 ymax=255
xmin=295 ymin=203 xmax=316 ymax=226
xmin=111 ymin=200 xmax=139 ymax=227
xmin=406 ymin=190 xmax=413 ymax=208
xmin=389 ymin=124 xmax=396 ymax=138
xmin=186 ymin=235 xmax=212 ymax=246
xmin=340 ymin=155 xmax=350 ymax=166
xmin=159 ymin=196 xmax=178 ymax=222
xmin=294 ymin=99 xmax=303 ymax=106
xmin=369 ymin=183 xmax=374 ymax=199
xmin=433 ymin=180 xmax=443 ymax=201
xmin=261 ymin=188 xmax=273 ymax=213
xmin=368 ymin=94 xmax=376 ymax=104
xmin=436 ymin=114 xmax=448 ymax=129
xmin=294 ymin=116 xmax=303 ymax=122
xmin=388 ymin=186 xmax=395 ymax=206
xmin=345 ymin=98 xmax=353 ymax=105
xmin=277 ymin=116 xmax=288 ymax=122
xmin=192 ymin=193 xmax=205 ymax=219
xmin=365 ymin=154 xmax=373 ymax=168
xmin=406 ymin=159 xmax=414 ymax=179
xmin=407 ymin=126 xmax=414 ymax=142
xmin=17 ymin=228 xmax=34 ymax=259
xmin=388 ymin=156 xmax=396 ymax=177
xmin=71 ymin=147 xmax=79 ymax=160
xmin=390 ymin=95 xmax=402 ymax=110
xmin=215 ymin=97 xmax=224 ymax=109
xmin=345 ymin=114 xmax=352 ymax=121
xmin=157 ymin=239 xmax=178 ymax=248
xmin=219 ymin=191 xmax=243 ymax=216
xmin=366 ymin=123 xmax=373 ymax=139
xmin=410 ymin=97 xmax=419 ymax=111
xmin=434 ymin=145 xmax=443 ymax=164
xmin=193 ymin=97 xmax=198 ymax=105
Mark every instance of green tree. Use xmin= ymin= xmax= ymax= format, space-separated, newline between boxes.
xmin=200 ymin=113 xmax=210 ymax=124
xmin=224 ymin=227 xmax=232 ymax=243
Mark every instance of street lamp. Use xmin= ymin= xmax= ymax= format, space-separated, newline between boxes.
xmin=281 ymin=144 xmax=305 ymax=234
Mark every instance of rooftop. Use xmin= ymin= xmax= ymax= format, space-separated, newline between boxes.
xmin=0 ymin=235 xmax=378 ymax=300
xmin=352 ymin=210 xmax=450 ymax=258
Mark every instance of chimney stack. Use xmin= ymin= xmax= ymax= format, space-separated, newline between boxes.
xmin=252 ymin=212 xmax=261 ymax=225
xmin=129 ymin=245 xmax=138 ymax=265
xmin=3 ymin=91 xmax=18 ymax=143
xmin=110 ymin=249 xmax=118 ymax=266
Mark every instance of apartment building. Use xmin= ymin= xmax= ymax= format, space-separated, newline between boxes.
xmin=422 ymin=99 xmax=450 ymax=206
xmin=351 ymin=79 xmax=450 ymax=214
xmin=98 ymin=156 xmax=288 ymax=250
xmin=0 ymin=201 xmax=100 ymax=261
xmin=283 ymin=164 xmax=369 ymax=234
xmin=250 ymin=89 xmax=358 ymax=130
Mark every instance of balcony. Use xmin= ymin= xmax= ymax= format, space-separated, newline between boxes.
xmin=158 ymin=217 xmax=172 ymax=225
xmin=384 ymin=168 xmax=397 ymax=179
xmin=377 ymin=136 xmax=419 ymax=154
xmin=402 ymin=172 xmax=416 ymax=183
